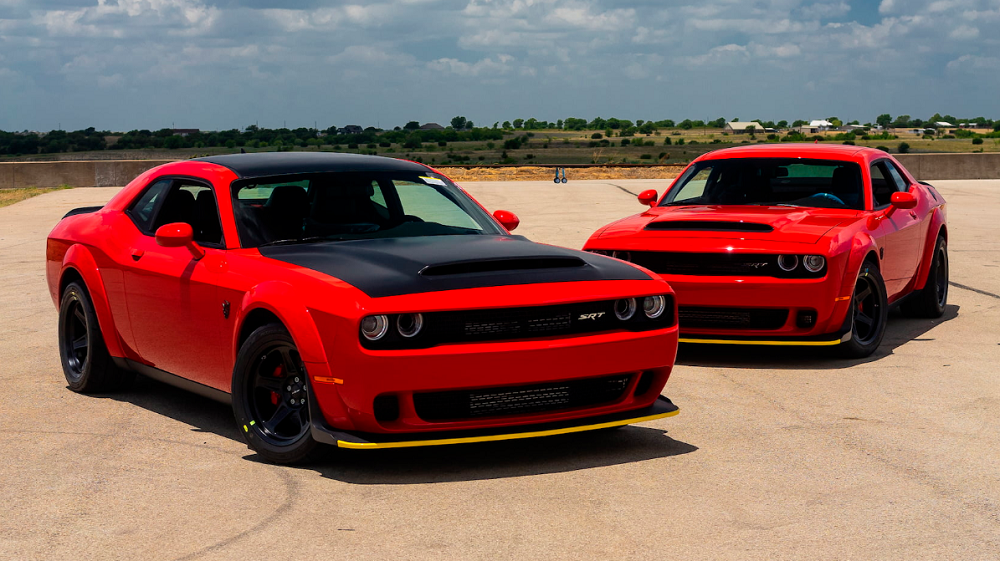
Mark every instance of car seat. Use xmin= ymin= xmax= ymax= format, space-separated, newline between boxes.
xmin=263 ymin=185 xmax=309 ymax=242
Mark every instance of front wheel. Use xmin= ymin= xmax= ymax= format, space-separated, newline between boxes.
xmin=232 ymin=324 xmax=319 ymax=464
xmin=901 ymin=236 xmax=948 ymax=318
xmin=838 ymin=261 xmax=888 ymax=358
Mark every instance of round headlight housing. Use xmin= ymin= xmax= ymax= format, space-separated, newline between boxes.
xmin=803 ymin=255 xmax=826 ymax=273
xmin=643 ymin=295 xmax=667 ymax=319
xmin=777 ymin=254 xmax=799 ymax=272
xmin=396 ymin=313 xmax=424 ymax=338
xmin=612 ymin=250 xmax=632 ymax=262
xmin=360 ymin=315 xmax=389 ymax=341
xmin=614 ymin=298 xmax=637 ymax=321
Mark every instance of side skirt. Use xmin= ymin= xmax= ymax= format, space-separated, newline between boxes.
xmin=113 ymin=357 xmax=232 ymax=404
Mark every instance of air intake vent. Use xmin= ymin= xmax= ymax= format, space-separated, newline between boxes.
xmin=644 ymin=221 xmax=774 ymax=232
xmin=420 ymin=257 xmax=585 ymax=276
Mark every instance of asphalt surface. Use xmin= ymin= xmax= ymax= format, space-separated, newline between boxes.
xmin=1 ymin=179 xmax=998 ymax=560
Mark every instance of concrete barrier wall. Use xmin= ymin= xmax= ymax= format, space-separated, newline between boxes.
xmin=1 ymin=153 xmax=998 ymax=188
xmin=895 ymin=153 xmax=1000 ymax=181
xmin=0 ymin=160 xmax=174 ymax=189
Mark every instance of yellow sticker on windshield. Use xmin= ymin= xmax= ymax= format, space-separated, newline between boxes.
xmin=420 ymin=176 xmax=446 ymax=186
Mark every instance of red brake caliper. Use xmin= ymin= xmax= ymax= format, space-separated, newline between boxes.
xmin=270 ymin=365 xmax=283 ymax=405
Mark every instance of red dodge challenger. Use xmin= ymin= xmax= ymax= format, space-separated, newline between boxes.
xmin=583 ymin=144 xmax=948 ymax=358
xmin=47 ymin=153 xmax=679 ymax=464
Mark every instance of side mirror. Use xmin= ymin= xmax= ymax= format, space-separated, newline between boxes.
xmin=638 ymin=189 xmax=658 ymax=207
xmin=890 ymin=191 xmax=916 ymax=210
xmin=155 ymin=223 xmax=205 ymax=260
xmin=493 ymin=210 xmax=519 ymax=232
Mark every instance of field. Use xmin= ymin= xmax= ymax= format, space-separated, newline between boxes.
xmin=4 ymin=128 xmax=997 ymax=169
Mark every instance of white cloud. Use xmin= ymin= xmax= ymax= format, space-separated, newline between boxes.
xmin=427 ymin=54 xmax=515 ymax=76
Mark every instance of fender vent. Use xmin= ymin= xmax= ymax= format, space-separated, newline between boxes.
xmin=420 ymin=257 xmax=585 ymax=276
xmin=645 ymin=221 xmax=773 ymax=232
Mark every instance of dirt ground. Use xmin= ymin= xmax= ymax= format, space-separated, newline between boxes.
xmin=1 ymin=179 xmax=998 ymax=560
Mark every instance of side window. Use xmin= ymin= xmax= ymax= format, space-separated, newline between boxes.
xmin=885 ymin=162 xmax=910 ymax=192
xmin=151 ymin=181 xmax=224 ymax=246
xmin=870 ymin=162 xmax=896 ymax=208
xmin=127 ymin=179 xmax=172 ymax=232
xmin=669 ymin=166 xmax=714 ymax=203
xmin=370 ymin=181 xmax=389 ymax=221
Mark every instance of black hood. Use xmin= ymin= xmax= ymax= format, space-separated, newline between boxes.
xmin=258 ymin=235 xmax=651 ymax=298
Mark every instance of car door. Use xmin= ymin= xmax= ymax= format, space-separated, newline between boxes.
xmin=869 ymin=160 xmax=921 ymax=297
xmin=122 ymin=177 xmax=229 ymax=390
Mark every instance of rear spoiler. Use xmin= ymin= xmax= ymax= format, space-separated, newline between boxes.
xmin=62 ymin=206 xmax=104 ymax=219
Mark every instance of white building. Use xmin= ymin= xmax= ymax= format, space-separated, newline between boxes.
xmin=723 ymin=121 xmax=765 ymax=134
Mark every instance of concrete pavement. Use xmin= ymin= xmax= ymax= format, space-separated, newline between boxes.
xmin=1 ymin=180 xmax=998 ymax=560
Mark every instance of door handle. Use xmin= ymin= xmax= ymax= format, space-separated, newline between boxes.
xmin=131 ymin=248 xmax=145 ymax=261
xmin=908 ymin=211 xmax=917 ymax=219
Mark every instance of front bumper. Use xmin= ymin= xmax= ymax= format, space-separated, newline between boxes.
xmin=310 ymin=395 xmax=679 ymax=449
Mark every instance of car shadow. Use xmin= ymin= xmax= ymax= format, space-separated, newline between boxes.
xmin=676 ymin=304 xmax=959 ymax=370
xmin=104 ymin=377 xmax=697 ymax=483
xmin=295 ymin=426 xmax=697 ymax=485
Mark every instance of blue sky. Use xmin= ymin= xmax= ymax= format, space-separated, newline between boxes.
xmin=1 ymin=0 xmax=997 ymax=131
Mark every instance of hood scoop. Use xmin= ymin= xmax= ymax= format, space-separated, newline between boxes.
xmin=645 ymin=220 xmax=774 ymax=233
xmin=420 ymin=257 xmax=586 ymax=277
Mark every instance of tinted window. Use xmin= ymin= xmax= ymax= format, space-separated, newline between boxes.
xmin=150 ymin=181 xmax=224 ymax=246
xmin=231 ymin=171 xmax=503 ymax=248
xmin=127 ymin=179 xmax=172 ymax=232
xmin=661 ymin=158 xmax=864 ymax=210
xmin=870 ymin=161 xmax=903 ymax=208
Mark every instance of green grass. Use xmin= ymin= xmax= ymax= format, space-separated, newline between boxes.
xmin=0 ymin=185 xmax=70 ymax=208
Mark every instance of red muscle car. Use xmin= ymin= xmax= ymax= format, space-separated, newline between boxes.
xmin=583 ymin=144 xmax=948 ymax=358
xmin=47 ymin=152 xmax=679 ymax=464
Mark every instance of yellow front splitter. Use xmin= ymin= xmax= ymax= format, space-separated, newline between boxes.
xmin=679 ymin=337 xmax=842 ymax=347
xmin=333 ymin=407 xmax=679 ymax=450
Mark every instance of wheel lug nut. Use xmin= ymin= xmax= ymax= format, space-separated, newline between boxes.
xmin=294 ymin=377 xmax=300 ymax=383
xmin=300 ymin=399 xmax=306 ymax=404
xmin=286 ymin=386 xmax=292 ymax=391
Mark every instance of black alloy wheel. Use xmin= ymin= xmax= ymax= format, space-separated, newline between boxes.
xmin=838 ymin=262 xmax=888 ymax=358
xmin=58 ymin=281 xmax=133 ymax=392
xmin=232 ymin=324 xmax=318 ymax=464
xmin=902 ymin=236 xmax=948 ymax=318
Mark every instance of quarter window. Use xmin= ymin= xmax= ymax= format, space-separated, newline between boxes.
xmin=127 ymin=179 xmax=172 ymax=232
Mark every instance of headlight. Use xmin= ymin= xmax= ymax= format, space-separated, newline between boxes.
xmin=777 ymin=254 xmax=799 ymax=272
xmin=643 ymin=295 xmax=667 ymax=319
xmin=612 ymin=250 xmax=632 ymax=262
xmin=803 ymin=255 xmax=826 ymax=273
xmin=396 ymin=313 xmax=424 ymax=338
xmin=614 ymin=298 xmax=637 ymax=321
xmin=360 ymin=315 xmax=389 ymax=341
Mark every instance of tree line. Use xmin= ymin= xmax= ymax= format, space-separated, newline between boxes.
xmin=2 ymin=114 xmax=998 ymax=156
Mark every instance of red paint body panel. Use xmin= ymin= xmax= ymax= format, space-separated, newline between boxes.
xmin=46 ymin=158 xmax=678 ymax=435
xmin=583 ymin=144 xmax=947 ymax=340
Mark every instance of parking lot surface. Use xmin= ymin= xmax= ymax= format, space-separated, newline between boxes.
xmin=1 ymin=179 xmax=998 ymax=560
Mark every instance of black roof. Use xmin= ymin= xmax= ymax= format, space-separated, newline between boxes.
xmin=194 ymin=152 xmax=429 ymax=179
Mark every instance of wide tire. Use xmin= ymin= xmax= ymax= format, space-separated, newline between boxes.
xmin=231 ymin=324 xmax=319 ymax=465
xmin=901 ymin=236 xmax=948 ymax=318
xmin=838 ymin=261 xmax=888 ymax=359
xmin=58 ymin=282 xmax=133 ymax=392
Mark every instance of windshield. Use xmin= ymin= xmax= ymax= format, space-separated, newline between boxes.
xmin=232 ymin=171 xmax=503 ymax=248
xmin=661 ymin=158 xmax=864 ymax=210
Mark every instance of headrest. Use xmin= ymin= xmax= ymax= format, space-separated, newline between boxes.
xmin=265 ymin=185 xmax=308 ymax=208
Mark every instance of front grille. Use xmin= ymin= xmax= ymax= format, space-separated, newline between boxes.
xmin=361 ymin=297 xmax=674 ymax=350
xmin=630 ymin=252 xmax=781 ymax=276
xmin=413 ymin=374 xmax=633 ymax=421
xmin=679 ymin=306 xmax=789 ymax=330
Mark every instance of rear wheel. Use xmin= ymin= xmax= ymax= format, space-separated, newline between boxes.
xmin=231 ymin=324 xmax=319 ymax=464
xmin=838 ymin=261 xmax=888 ymax=358
xmin=58 ymin=282 xmax=133 ymax=392
xmin=901 ymin=236 xmax=948 ymax=318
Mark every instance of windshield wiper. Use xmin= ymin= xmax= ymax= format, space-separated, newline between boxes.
xmin=258 ymin=236 xmax=334 ymax=247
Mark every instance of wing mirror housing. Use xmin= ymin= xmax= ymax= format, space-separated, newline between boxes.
xmin=890 ymin=191 xmax=916 ymax=210
xmin=155 ymin=223 xmax=205 ymax=260
xmin=493 ymin=210 xmax=520 ymax=232
xmin=638 ymin=189 xmax=658 ymax=207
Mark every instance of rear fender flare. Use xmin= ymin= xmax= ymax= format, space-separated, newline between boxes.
xmin=235 ymin=281 xmax=329 ymax=365
xmin=912 ymin=210 xmax=947 ymax=291
xmin=60 ymin=244 xmax=126 ymax=358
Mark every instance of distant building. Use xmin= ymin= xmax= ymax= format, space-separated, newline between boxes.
xmin=723 ymin=121 xmax=765 ymax=134
xmin=420 ymin=123 xmax=445 ymax=130
xmin=934 ymin=121 xmax=955 ymax=128
xmin=338 ymin=125 xmax=364 ymax=134
xmin=172 ymin=129 xmax=200 ymax=137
